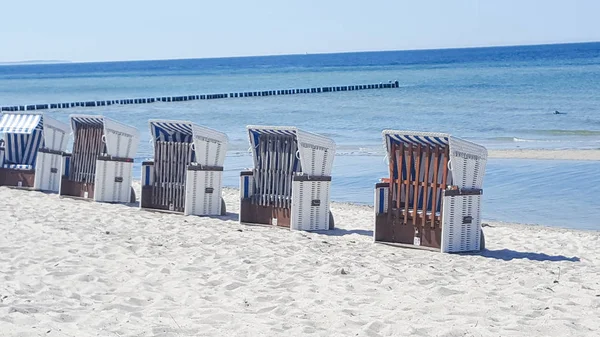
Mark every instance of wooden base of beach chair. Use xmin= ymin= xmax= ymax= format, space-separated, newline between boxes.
xmin=141 ymin=187 xmax=226 ymax=216
xmin=0 ymin=168 xmax=36 ymax=188
xmin=374 ymin=211 xmax=443 ymax=249
xmin=141 ymin=185 xmax=171 ymax=211
xmin=60 ymin=177 xmax=95 ymax=199
xmin=240 ymin=198 xmax=292 ymax=228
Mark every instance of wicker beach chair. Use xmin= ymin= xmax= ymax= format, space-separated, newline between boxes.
xmin=59 ymin=114 xmax=139 ymax=203
xmin=0 ymin=112 xmax=70 ymax=192
xmin=374 ymin=130 xmax=488 ymax=253
xmin=140 ymin=120 xmax=228 ymax=215
xmin=240 ymin=126 xmax=336 ymax=231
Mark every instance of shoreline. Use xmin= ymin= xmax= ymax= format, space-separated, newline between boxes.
xmin=225 ymin=148 xmax=600 ymax=161
xmin=488 ymin=148 xmax=600 ymax=161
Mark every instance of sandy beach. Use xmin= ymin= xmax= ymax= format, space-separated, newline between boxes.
xmin=1 ymin=185 xmax=599 ymax=337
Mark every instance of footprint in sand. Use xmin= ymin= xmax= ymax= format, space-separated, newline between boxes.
xmin=224 ymin=282 xmax=244 ymax=290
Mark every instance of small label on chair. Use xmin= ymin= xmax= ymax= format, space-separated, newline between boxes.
xmin=114 ymin=177 xmax=123 ymax=183
xmin=272 ymin=218 xmax=278 ymax=226
xmin=84 ymin=191 xmax=89 ymax=199
xmin=169 ymin=203 xmax=174 ymax=211
xmin=50 ymin=168 xmax=58 ymax=173
xmin=463 ymin=216 xmax=473 ymax=224
xmin=311 ymin=200 xmax=321 ymax=206
xmin=17 ymin=181 xmax=22 ymax=187
xmin=205 ymin=187 xmax=214 ymax=194
xmin=414 ymin=236 xmax=421 ymax=246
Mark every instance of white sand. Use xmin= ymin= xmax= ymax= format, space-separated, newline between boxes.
xmin=1 ymin=185 xmax=599 ymax=337
xmin=489 ymin=149 xmax=600 ymax=161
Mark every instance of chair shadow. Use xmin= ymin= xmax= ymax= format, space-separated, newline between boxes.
xmin=316 ymin=228 xmax=373 ymax=237
xmin=471 ymin=249 xmax=580 ymax=262
xmin=204 ymin=212 xmax=239 ymax=222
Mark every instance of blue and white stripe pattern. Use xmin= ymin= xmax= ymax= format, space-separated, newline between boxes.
xmin=71 ymin=115 xmax=104 ymax=128
xmin=150 ymin=121 xmax=194 ymax=143
xmin=387 ymin=133 xmax=449 ymax=147
xmin=0 ymin=113 xmax=42 ymax=134
xmin=3 ymin=164 xmax=33 ymax=170
xmin=248 ymin=127 xmax=301 ymax=172
xmin=2 ymin=130 xmax=45 ymax=168
xmin=0 ymin=113 xmax=45 ymax=169
xmin=248 ymin=128 xmax=296 ymax=148
xmin=248 ymin=127 xmax=299 ymax=167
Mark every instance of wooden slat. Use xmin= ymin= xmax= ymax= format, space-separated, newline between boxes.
xmin=412 ymin=144 xmax=421 ymax=230
xmin=431 ymin=145 xmax=440 ymax=229
xmin=421 ymin=144 xmax=431 ymax=228
xmin=403 ymin=144 xmax=412 ymax=225
xmin=397 ymin=142 xmax=404 ymax=216
xmin=387 ymin=142 xmax=396 ymax=222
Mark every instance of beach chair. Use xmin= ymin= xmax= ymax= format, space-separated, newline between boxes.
xmin=140 ymin=120 xmax=228 ymax=215
xmin=0 ymin=112 xmax=70 ymax=191
xmin=374 ymin=130 xmax=488 ymax=253
xmin=59 ymin=114 xmax=139 ymax=203
xmin=240 ymin=126 xmax=336 ymax=231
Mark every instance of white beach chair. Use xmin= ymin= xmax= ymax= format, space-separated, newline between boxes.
xmin=374 ymin=130 xmax=488 ymax=253
xmin=140 ymin=120 xmax=228 ymax=216
xmin=240 ymin=126 xmax=336 ymax=231
xmin=0 ymin=112 xmax=70 ymax=192
xmin=59 ymin=114 xmax=139 ymax=203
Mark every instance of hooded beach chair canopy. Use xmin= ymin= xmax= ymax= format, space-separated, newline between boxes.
xmin=241 ymin=125 xmax=336 ymax=231
xmin=70 ymin=114 xmax=139 ymax=159
xmin=141 ymin=120 xmax=228 ymax=215
xmin=375 ymin=130 xmax=488 ymax=253
xmin=247 ymin=125 xmax=335 ymax=177
xmin=0 ymin=112 xmax=69 ymax=169
xmin=149 ymin=119 xmax=228 ymax=166
xmin=383 ymin=130 xmax=487 ymax=189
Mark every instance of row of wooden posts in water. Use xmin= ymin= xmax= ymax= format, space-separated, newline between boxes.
xmin=0 ymin=81 xmax=399 ymax=112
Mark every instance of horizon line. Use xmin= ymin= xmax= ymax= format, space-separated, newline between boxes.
xmin=2 ymin=39 xmax=599 ymax=66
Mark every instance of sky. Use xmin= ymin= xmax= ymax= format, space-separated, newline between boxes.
xmin=1 ymin=0 xmax=599 ymax=63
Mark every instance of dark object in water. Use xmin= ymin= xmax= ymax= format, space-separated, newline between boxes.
xmin=554 ymin=110 xmax=566 ymax=115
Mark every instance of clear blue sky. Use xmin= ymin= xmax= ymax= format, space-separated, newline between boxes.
xmin=1 ymin=0 xmax=599 ymax=62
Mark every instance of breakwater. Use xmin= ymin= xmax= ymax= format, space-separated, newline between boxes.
xmin=1 ymin=81 xmax=399 ymax=112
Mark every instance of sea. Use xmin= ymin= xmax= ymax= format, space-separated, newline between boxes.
xmin=1 ymin=42 xmax=599 ymax=230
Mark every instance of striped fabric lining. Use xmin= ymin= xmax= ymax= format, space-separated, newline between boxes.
xmin=71 ymin=116 xmax=104 ymax=127
xmin=2 ymin=129 xmax=45 ymax=168
xmin=249 ymin=128 xmax=297 ymax=157
xmin=388 ymin=134 xmax=449 ymax=147
xmin=249 ymin=129 xmax=301 ymax=172
xmin=249 ymin=131 xmax=302 ymax=206
xmin=248 ymin=128 xmax=297 ymax=137
xmin=150 ymin=121 xmax=194 ymax=143
xmin=0 ymin=113 xmax=42 ymax=134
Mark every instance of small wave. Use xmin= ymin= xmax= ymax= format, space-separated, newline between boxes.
xmin=513 ymin=137 xmax=536 ymax=142
xmin=225 ymin=150 xmax=385 ymax=157
xmin=487 ymin=137 xmax=542 ymax=143
xmin=531 ymin=129 xmax=600 ymax=136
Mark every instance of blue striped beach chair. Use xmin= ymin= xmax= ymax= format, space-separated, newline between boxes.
xmin=374 ymin=130 xmax=488 ymax=253
xmin=0 ymin=112 xmax=69 ymax=191
xmin=141 ymin=120 xmax=228 ymax=215
xmin=240 ymin=126 xmax=336 ymax=231
xmin=59 ymin=114 xmax=139 ymax=203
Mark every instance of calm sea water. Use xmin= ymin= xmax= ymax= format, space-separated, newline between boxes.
xmin=1 ymin=42 xmax=599 ymax=229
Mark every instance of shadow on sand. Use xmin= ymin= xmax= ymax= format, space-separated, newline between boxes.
xmin=474 ymin=249 xmax=580 ymax=262
xmin=317 ymin=228 xmax=373 ymax=237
